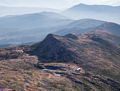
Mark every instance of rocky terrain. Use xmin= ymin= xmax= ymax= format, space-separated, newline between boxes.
xmin=0 ymin=47 xmax=120 ymax=91
xmin=0 ymin=27 xmax=120 ymax=91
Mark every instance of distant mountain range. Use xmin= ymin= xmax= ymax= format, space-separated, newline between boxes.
xmin=55 ymin=19 xmax=106 ymax=35
xmin=0 ymin=14 xmax=120 ymax=46
xmin=0 ymin=5 xmax=60 ymax=16
xmin=0 ymin=4 xmax=120 ymax=46
xmin=64 ymin=4 xmax=120 ymax=24
xmin=0 ymin=12 xmax=70 ymax=29
xmin=0 ymin=12 xmax=73 ymax=45
xmin=55 ymin=20 xmax=120 ymax=36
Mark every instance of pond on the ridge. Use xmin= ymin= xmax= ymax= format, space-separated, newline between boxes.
xmin=45 ymin=66 xmax=63 ymax=70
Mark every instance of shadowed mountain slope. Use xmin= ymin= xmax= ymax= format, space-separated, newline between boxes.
xmin=30 ymin=31 xmax=120 ymax=82
xmin=0 ymin=43 xmax=120 ymax=91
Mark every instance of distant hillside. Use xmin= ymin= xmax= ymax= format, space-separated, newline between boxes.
xmin=95 ymin=22 xmax=120 ymax=36
xmin=64 ymin=4 xmax=120 ymax=24
xmin=0 ymin=12 xmax=70 ymax=29
xmin=0 ymin=12 xmax=73 ymax=45
xmin=55 ymin=21 xmax=120 ymax=36
xmin=55 ymin=19 xmax=105 ymax=35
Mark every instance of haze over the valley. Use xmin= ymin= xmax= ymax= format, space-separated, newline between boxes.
xmin=0 ymin=0 xmax=120 ymax=17
xmin=0 ymin=0 xmax=119 ymax=46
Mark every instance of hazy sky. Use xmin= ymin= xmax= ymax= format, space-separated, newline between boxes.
xmin=0 ymin=0 xmax=120 ymax=9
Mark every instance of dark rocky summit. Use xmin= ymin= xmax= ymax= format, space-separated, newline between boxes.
xmin=30 ymin=31 xmax=120 ymax=84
